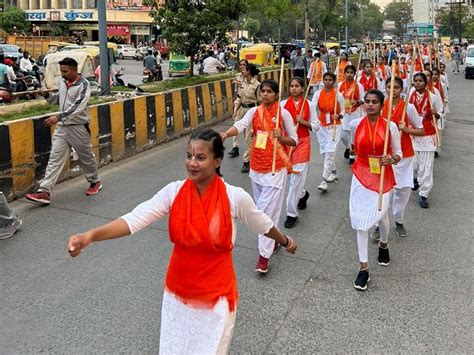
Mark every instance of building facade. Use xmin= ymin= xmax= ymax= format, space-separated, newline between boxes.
xmin=4 ymin=0 xmax=160 ymax=45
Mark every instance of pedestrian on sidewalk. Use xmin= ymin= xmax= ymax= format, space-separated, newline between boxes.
xmin=451 ymin=46 xmax=461 ymax=74
xmin=67 ymin=128 xmax=297 ymax=353
xmin=0 ymin=192 xmax=22 ymax=240
xmin=26 ymin=57 xmax=102 ymax=206
xmin=228 ymin=63 xmax=261 ymax=174
xmin=408 ymin=73 xmax=443 ymax=209
xmin=291 ymin=47 xmax=305 ymax=79
xmin=282 ymin=77 xmax=319 ymax=229
xmin=221 ymin=79 xmax=298 ymax=274
xmin=307 ymin=52 xmax=326 ymax=92
xmin=311 ymin=71 xmax=345 ymax=192
xmin=349 ymin=89 xmax=402 ymax=291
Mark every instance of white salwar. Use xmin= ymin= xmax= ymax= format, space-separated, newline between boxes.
xmin=280 ymin=99 xmax=319 ymax=218
xmin=234 ymin=106 xmax=298 ymax=258
xmin=121 ymin=181 xmax=274 ymax=354
xmin=349 ymin=118 xmax=402 ymax=263
xmin=410 ymin=88 xmax=443 ymax=199
xmin=392 ymin=103 xmax=424 ymax=224
xmin=312 ymin=89 xmax=346 ymax=179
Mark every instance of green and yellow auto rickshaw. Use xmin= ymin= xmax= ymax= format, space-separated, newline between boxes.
xmin=168 ymin=53 xmax=191 ymax=76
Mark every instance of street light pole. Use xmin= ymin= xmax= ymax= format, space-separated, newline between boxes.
xmin=98 ymin=0 xmax=110 ymax=95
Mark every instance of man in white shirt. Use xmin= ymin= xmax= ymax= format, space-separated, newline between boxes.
xmin=202 ymin=50 xmax=225 ymax=75
xmin=19 ymin=51 xmax=41 ymax=83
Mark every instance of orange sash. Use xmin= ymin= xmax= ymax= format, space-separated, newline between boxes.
xmin=310 ymin=60 xmax=323 ymax=85
xmin=360 ymin=73 xmax=378 ymax=91
xmin=337 ymin=60 xmax=349 ymax=82
xmin=250 ymin=103 xmax=293 ymax=174
xmin=352 ymin=116 xmax=396 ymax=193
xmin=167 ymin=176 xmax=237 ymax=311
xmin=409 ymin=91 xmax=436 ymax=136
xmin=284 ymin=97 xmax=311 ymax=164
xmin=317 ymin=88 xmax=341 ymax=127
xmin=382 ymin=99 xmax=414 ymax=158
xmin=339 ymin=80 xmax=360 ymax=113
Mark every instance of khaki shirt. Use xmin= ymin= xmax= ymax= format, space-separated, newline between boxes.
xmin=234 ymin=73 xmax=245 ymax=94
xmin=237 ymin=76 xmax=261 ymax=105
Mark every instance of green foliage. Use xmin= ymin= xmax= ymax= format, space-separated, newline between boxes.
xmin=464 ymin=19 xmax=474 ymax=39
xmin=48 ymin=21 xmax=69 ymax=37
xmin=243 ymin=18 xmax=261 ymax=38
xmin=145 ymin=0 xmax=248 ymax=75
xmin=0 ymin=7 xmax=30 ymax=34
xmin=384 ymin=1 xmax=413 ymax=37
xmin=436 ymin=5 xmax=470 ymax=38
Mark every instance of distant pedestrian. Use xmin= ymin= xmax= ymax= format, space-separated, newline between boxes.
xmin=291 ymin=47 xmax=305 ymax=79
xmin=0 ymin=192 xmax=21 ymax=240
xmin=26 ymin=57 xmax=102 ymax=206
xmin=451 ymin=46 xmax=461 ymax=74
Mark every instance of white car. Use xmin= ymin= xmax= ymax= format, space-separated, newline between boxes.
xmin=117 ymin=44 xmax=137 ymax=59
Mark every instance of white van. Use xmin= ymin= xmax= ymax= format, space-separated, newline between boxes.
xmin=465 ymin=45 xmax=474 ymax=79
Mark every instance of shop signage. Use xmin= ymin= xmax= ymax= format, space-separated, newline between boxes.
xmin=107 ymin=24 xmax=131 ymax=36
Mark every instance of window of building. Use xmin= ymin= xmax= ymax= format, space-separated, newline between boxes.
xmin=30 ymin=0 xmax=40 ymax=9
xmin=86 ymin=0 xmax=97 ymax=8
xmin=71 ymin=0 xmax=82 ymax=8
xmin=43 ymin=0 xmax=52 ymax=8
xmin=57 ymin=0 xmax=67 ymax=8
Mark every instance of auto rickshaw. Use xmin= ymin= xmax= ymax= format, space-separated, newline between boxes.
xmin=44 ymin=51 xmax=96 ymax=90
xmin=240 ymin=43 xmax=275 ymax=66
xmin=168 ymin=53 xmax=191 ymax=76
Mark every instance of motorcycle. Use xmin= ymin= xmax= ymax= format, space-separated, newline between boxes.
xmin=142 ymin=65 xmax=163 ymax=83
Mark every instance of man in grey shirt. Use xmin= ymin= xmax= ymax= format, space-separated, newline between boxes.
xmin=319 ymin=45 xmax=330 ymax=68
xmin=26 ymin=57 xmax=102 ymax=206
xmin=291 ymin=47 xmax=305 ymax=79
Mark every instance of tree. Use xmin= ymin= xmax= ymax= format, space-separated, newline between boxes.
xmin=48 ymin=21 xmax=69 ymax=37
xmin=384 ymin=1 xmax=413 ymax=39
xmin=243 ymin=18 xmax=261 ymax=39
xmin=436 ymin=5 xmax=470 ymax=40
xmin=464 ymin=19 xmax=474 ymax=39
xmin=0 ymin=7 xmax=30 ymax=34
xmin=145 ymin=0 xmax=248 ymax=75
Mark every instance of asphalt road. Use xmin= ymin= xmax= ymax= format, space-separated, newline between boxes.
xmin=1 ymin=69 xmax=472 ymax=353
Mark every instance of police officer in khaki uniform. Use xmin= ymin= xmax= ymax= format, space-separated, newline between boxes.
xmin=228 ymin=63 xmax=261 ymax=173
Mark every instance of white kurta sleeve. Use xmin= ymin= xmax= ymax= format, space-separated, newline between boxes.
xmin=281 ymin=108 xmax=298 ymax=145
xmin=307 ymin=65 xmax=312 ymax=80
xmin=390 ymin=122 xmax=403 ymax=158
xmin=337 ymin=92 xmax=345 ymax=114
xmin=407 ymin=103 xmax=424 ymax=129
xmin=231 ymin=187 xmax=274 ymax=235
xmin=358 ymin=83 xmax=366 ymax=101
xmin=121 ymin=181 xmax=183 ymax=234
xmin=233 ymin=107 xmax=257 ymax=134
xmin=309 ymin=101 xmax=320 ymax=132
xmin=430 ymin=91 xmax=443 ymax=116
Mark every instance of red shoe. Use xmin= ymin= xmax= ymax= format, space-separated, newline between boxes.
xmin=25 ymin=191 xmax=50 ymax=205
xmin=86 ymin=181 xmax=102 ymax=196
xmin=255 ymin=255 xmax=269 ymax=273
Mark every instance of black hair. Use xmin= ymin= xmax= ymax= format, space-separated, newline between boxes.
xmin=341 ymin=52 xmax=348 ymax=58
xmin=364 ymin=61 xmax=373 ymax=68
xmin=260 ymin=79 xmax=279 ymax=94
xmin=314 ymin=52 xmax=321 ymax=58
xmin=246 ymin=63 xmax=260 ymax=77
xmin=0 ymin=55 xmax=4 ymax=64
xmin=413 ymin=72 xmax=428 ymax=84
xmin=323 ymin=71 xmax=336 ymax=81
xmin=58 ymin=57 xmax=78 ymax=69
xmin=385 ymin=76 xmax=404 ymax=88
xmin=364 ymin=89 xmax=385 ymax=105
xmin=189 ymin=128 xmax=225 ymax=177
xmin=147 ymin=49 xmax=153 ymax=55
xmin=423 ymin=69 xmax=433 ymax=76
xmin=239 ymin=59 xmax=249 ymax=65
xmin=289 ymin=76 xmax=305 ymax=88
xmin=344 ymin=64 xmax=356 ymax=73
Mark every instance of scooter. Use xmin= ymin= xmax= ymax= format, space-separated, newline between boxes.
xmin=142 ymin=65 xmax=163 ymax=83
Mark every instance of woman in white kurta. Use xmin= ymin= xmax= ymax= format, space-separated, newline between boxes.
xmin=349 ymin=89 xmax=402 ymax=291
xmin=67 ymin=128 xmax=297 ymax=354
xmin=312 ymin=71 xmax=345 ymax=192
xmin=222 ymin=79 xmax=298 ymax=274
xmin=409 ymin=73 xmax=443 ymax=208
xmin=338 ymin=64 xmax=365 ymax=164
xmin=281 ymin=77 xmax=319 ymax=228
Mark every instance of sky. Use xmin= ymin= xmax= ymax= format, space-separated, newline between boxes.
xmin=373 ymin=0 xmax=392 ymax=9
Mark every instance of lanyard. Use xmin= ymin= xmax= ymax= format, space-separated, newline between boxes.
xmin=367 ymin=117 xmax=380 ymax=154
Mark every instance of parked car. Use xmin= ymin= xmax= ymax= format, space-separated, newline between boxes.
xmin=117 ymin=44 xmax=136 ymax=59
xmin=464 ymin=45 xmax=474 ymax=79
xmin=0 ymin=44 xmax=21 ymax=62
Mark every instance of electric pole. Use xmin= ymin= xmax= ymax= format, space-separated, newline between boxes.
xmin=98 ymin=0 xmax=110 ymax=95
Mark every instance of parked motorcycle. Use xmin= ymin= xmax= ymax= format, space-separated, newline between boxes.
xmin=142 ymin=65 xmax=163 ymax=83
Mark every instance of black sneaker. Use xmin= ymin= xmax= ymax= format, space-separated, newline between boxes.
xmin=284 ymin=216 xmax=298 ymax=228
xmin=297 ymin=191 xmax=310 ymax=210
xmin=344 ymin=148 xmax=350 ymax=159
xmin=377 ymin=243 xmax=390 ymax=266
xmin=419 ymin=196 xmax=429 ymax=209
xmin=241 ymin=162 xmax=250 ymax=174
xmin=228 ymin=147 xmax=239 ymax=158
xmin=434 ymin=151 xmax=439 ymax=158
xmin=395 ymin=222 xmax=407 ymax=237
xmin=370 ymin=226 xmax=380 ymax=242
xmin=354 ymin=269 xmax=370 ymax=291
xmin=349 ymin=158 xmax=355 ymax=165
xmin=412 ymin=179 xmax=419 ymax=191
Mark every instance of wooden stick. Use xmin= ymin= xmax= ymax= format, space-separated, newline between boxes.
xmin=12 ymin=88 xmax=56 ymax=97
xmin=332 ymin=56 xmax=341 ymax=141
xmin=288 ymin=82 xmax=312 ymax=160
xmin=429 ymin=44 xmax=433 ymax=71
xmin=348 ymin=46 xmax=364 ymax=113
xmin=378 ymin=61 xmax=397 ymax=211
xmin=271 ymin=59 xmax=286 ymax=175
xmin=400 ymin=42 xmax=416 ymax=135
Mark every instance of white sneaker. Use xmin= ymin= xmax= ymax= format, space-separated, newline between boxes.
xmin=326 ymin=172 xmax=338 ymax=182
xmin=317 ymin=180 xmax=328 ymax=191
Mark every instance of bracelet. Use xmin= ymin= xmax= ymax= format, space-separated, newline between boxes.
xmin=281 ymin=235 xmax=289 ymax=247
